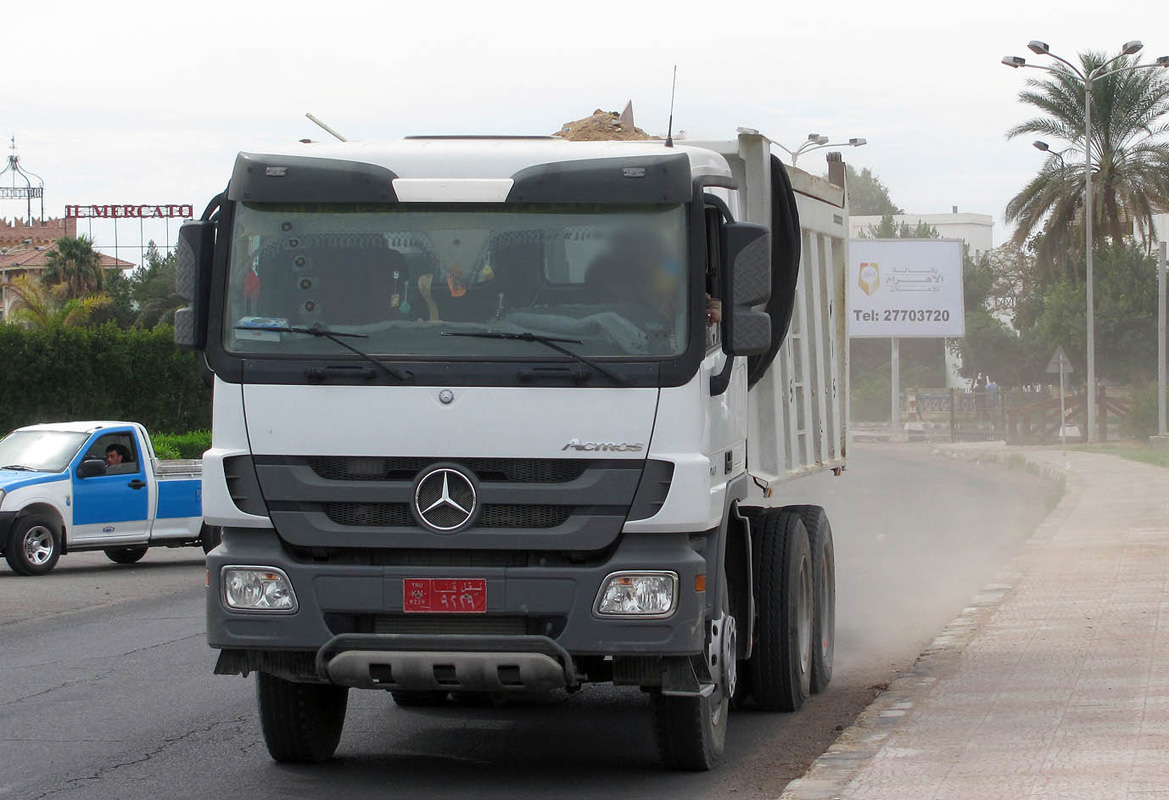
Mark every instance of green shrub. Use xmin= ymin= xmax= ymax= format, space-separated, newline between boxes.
xmin=151 ymin=430 xmax=211 ymax=460
xmin=1122 ymin=384 xmax=1167 ymax=439
xmin=0 ymin=323 xmax=210 ymax=434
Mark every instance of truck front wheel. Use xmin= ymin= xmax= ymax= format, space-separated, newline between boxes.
xmin=256 ymin=673 xmax=349 ymax=763
xmin=650 ymin=593 xmax=735 ymax=771
xmin=5 ymin=515 xmax=62 ymax=576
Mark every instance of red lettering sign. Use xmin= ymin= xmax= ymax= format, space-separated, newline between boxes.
xmin=63 ymin=204 xmax=193 ymax=219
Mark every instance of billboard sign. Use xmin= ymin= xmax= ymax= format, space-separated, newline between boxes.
xmin=848 ymin=238 xmax=965 ymax=338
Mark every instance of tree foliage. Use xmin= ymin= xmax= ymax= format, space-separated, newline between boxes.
xmin=845 ymin=165 xmax=902 ymax=216
xmin=6 ymin=275 xmax=112 ymax=330
xmin=1005 ymin=51 xmax=1169 ymax=280
xmin=861 ymin=213 xmax=941 ymax=240
xmin=42 ymin=236 xmax=106 ymax=299
xmin=130 ymin=243 xmax=184 ymax=328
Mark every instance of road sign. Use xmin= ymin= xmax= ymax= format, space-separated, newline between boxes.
xmin=1046 ymin=346 xmax=1075 ymax=374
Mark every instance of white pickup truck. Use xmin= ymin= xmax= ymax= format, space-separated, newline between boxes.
xmin=0 ymin=421 xmax=211 ymax=575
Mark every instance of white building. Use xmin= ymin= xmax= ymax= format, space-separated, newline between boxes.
xmin=850 ymin=210 xmax=994 ymax=260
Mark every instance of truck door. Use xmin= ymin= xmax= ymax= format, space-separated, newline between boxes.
xmin=69 ymin=431 xmax=150 ymax=545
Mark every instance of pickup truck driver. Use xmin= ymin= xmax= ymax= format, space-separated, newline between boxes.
xmin=105 ymin=444 xmax=130 ymax=468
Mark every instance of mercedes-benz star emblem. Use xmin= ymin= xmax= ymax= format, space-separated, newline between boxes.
xmin=413 ymin=466 xmax=478 ymax=532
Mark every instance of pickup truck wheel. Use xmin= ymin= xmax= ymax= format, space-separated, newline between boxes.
xmin=390 ymin=690 xmax=449 ymax=707
xmin=650 ymin=592 xmax=733 ymax=771
xmin=256 ymin=672 xmax=349 ymax=763
xmin=751 ymin=509 xmax=812 ymax=711
xmin=784 ymin=505 xmax=835 ymax=693
xmin=104 ymin=546 xmax=148 ymax=565
xmin=5 ymin=515 xmax=62 ymax=576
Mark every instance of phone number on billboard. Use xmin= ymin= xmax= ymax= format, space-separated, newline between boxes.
xmin=853 ymin=309 xmax=952 ymax=323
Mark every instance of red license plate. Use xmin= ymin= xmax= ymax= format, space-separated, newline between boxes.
xmin=403 ymin=578 xmax=487 ymax=614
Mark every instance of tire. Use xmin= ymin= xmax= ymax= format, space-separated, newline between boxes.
xmin=650 ymin=587 xmax=734 ymax=771
xmin=104 ymin=546 xmax=148 ymax=565
xmin=256 ymin=672 xmax=349 ymax=763
xmin=391 ymin=690 xmax=449 ymax=707
xmin=5 ymin=515 xmax=62 ymax=576
xmin=784 ymin=505 xmax=835 ymax=694
xmin=751 ymin=509 xmax=813 ymax=711
xmin=200 ymin=525 xmax=222 ymax=555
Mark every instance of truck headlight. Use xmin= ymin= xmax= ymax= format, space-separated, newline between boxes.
xmin=594 ymin=571 xmax=678 ymax=618
xmin=222 ymin=566 xmax=298 ymax=612
xmin=0 ymin=489 xmax=6 ymax=509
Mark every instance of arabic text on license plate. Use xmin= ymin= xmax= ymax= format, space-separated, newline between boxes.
xmin=403 ymin=578 xmax=487 ymax=614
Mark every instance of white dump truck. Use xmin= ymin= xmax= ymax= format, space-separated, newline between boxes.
xmin=177 ymin=130 xmax=848 ymax=770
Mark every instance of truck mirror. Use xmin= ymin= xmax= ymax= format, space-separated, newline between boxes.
xmin=175 ymin=219 xmax=216 ymax=351
xmin=77 ymin=458 xmax=107 ymax=479
xmin=721 ymin=222 xmax=773 ymax=356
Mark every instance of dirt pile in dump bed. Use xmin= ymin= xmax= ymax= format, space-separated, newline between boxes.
xmin=553 ymin=108 xmax=657 ymax=141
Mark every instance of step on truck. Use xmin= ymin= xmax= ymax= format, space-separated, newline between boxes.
xmin=178 ymin=130 xmax=848 ymax=770
xmin=0 ymin=421 xmax=210 ymax=575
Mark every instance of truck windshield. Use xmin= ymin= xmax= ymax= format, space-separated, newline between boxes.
xmin=0 ymin=430 xmax=89 ymax=472
xmin=223 ymin=203 xmax=689 ymax=359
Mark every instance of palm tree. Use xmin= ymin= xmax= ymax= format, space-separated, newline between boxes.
xmin=5 ymin=275 xmax=111 ymax=329
xmin=1005 ymin=51 xmax=1169 ymax=282
xmin=42 ymin=236 xmax=106 ymax=299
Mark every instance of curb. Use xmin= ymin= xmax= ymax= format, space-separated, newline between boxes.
xmin=776 ymin=446 xmax=1079 ymax=800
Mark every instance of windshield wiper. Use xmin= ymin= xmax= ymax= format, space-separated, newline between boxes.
xmin=1 ymin=464 xmax=36 ymax=471
xmin=441 ymin=331 xmax=629 ymax=386
xmin=234 ymin=323 xmax=413 ymax=382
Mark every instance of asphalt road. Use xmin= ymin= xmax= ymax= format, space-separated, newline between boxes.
xmin=0 ymin=446 xmax=1052 ymax=800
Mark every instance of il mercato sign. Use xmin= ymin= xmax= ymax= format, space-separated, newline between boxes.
xmin=64 ymin=204 xmax=194 ymax=219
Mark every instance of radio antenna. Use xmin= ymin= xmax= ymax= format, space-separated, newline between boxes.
xmin=665 ymin=66 xmax=677 ymax=148
xmin=305 ymin=112 xmax=348 ymax=142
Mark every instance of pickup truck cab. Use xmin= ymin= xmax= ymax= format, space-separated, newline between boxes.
xmin=0 ymin=421 xmax=210 ymax=575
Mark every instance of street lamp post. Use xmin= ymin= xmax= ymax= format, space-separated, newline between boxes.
xmin=1003 ymin=41 xmax=1169 ymax=442
xmin=1032 ymin=140 xmax=1069 ymax=168
xmin=776 ymin=133 xmax=867 ymax=167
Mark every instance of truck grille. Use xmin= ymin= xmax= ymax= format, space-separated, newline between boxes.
xmin=307 ymin=456 xmax=588 ymax=484
xmin=323 ymin=502 xmax=575 ymax=529
xmin=254 ymin=455 xmax=646 ymax=551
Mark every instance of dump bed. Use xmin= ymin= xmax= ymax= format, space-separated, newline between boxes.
xmin=691 ymin=134 xmax=849 ymax=486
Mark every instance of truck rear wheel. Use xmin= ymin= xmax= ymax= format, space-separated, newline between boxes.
xmin=5 ymin=515 xmax=62 ymax=576
xmin=784 ymin=505 xmax=835 ymax=693
xmin=751 ymin=509 xmax=812 ymax=711
xmin=104 ymin=546 xmax=148 ymax=565
xmin=256 ymin=673 xmax=349 ymax=763
xmin=651 ymin=593 xmax=735 ymax=770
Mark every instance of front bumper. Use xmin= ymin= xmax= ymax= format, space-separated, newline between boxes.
xmin=207 ymin=527 xmax=711 ymax=685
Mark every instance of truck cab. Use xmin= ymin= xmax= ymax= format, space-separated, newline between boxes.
xmin=180 ymin=132 xmax=847 ymax=769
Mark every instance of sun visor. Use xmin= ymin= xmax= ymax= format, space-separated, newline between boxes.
xmin=506 ymin=153 xmax=692 ymax=204
xmin=227 ymin=153 xmax=399 ymax=204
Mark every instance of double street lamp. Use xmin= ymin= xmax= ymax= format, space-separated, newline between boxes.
xmin=776 ymin=133 xmax=867 ymax=167
xmin=1002 ymin=40 xmax=1169 ymax=442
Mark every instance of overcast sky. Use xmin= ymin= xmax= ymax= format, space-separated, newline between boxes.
xmin=3 ymin=0 xmax=1162 ymax=257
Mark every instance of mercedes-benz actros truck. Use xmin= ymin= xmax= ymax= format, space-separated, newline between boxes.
xmin=178 ymin=129 xmax=849 ymax=770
